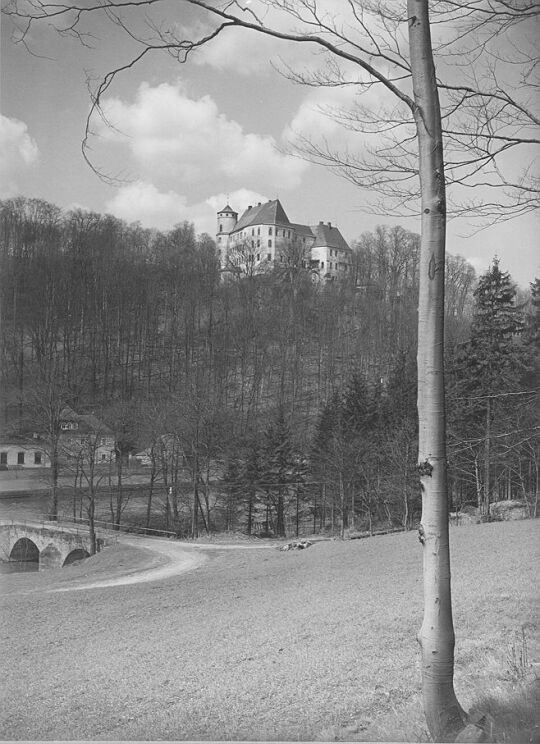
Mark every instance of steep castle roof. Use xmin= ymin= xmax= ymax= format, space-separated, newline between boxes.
xmin=218 ymin=204 xmax=237 ymax=215
xmin=233 ymin=199 xmax=290 ymax=232
xmin=290 ymin=223 xmax=315 ymax=239
xmin=311 ymin=222 xmax=351 ymax=252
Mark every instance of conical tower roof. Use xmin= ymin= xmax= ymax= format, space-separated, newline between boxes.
xmin=218 ymin=204 xmax=237 ymax=214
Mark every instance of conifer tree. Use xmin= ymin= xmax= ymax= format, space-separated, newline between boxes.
xmin=262 ymin=408 xmax=301 ymax=537
xmin=221 ymin=456 xmax=243 ymax=532
xmin=451 ymin=259 xmax=527 ymax=516
xmin=243 ymin=440 xmax=263 ymax=536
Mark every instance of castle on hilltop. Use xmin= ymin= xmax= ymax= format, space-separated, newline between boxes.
xmin=216 ymin=199 xmax=352 ymax=281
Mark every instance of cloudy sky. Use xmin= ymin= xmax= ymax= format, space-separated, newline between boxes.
xmin=1 ymin=1 xmax=538 ymax=286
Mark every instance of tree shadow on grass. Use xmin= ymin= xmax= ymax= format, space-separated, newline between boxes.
xmin=468 ymin=677 xmax=540 ymax=743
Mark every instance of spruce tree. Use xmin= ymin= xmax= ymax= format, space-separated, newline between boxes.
xmin=450 ymin=259 xmax=527 ymax=516
xmin=261 ymin=408 xmax=299 ymax=537
xmin=243 ymin=440 xmax=262 ymax=536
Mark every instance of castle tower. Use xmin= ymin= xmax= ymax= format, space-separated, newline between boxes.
xmin=216 ymin=204 xmax=237 ymax=268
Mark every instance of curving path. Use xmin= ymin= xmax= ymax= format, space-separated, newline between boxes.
xmin=1 ymin=515 xmax=285 ymax=593
xmin=51 ymin=535 xmax=210 ymax=592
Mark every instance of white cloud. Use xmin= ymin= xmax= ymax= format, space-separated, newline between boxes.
xmin=105 ymin=182 xmax=270 ymax=234
xmin=0 ymin=115 xmax=39 ymax=198
xmin=189 ymin=23 xmax=309 ymax=76
xmin=105 ymin=182 xmax=189 ymax=231
xmin=96 ymin=82 xmax=307 ymax=191
xmin=466 ymin=256 xmax=490 ymax=275
xmin=184 ymin=0 xmax=378 ymax=76
xmin=284 ymin=86 xmax=357 ymax=142
xmin=207 ymin=188 xmax=269 ymax=214
xmin=283 ymin=80 xmax=402 ymax=147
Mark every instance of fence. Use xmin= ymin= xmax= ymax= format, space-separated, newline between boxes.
xmin=52 ymin=513 xmax=177 ymax=539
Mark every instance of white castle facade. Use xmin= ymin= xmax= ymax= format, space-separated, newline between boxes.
xmin=216 ymin=199 xmax=352 ymax=281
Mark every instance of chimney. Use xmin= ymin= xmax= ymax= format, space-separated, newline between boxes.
xmin=319 ymin=220 xmax=323 ymax=225
xmin=257 ymin=202 xmax=261 ymax=206
xmin=247 ymin=205 xmax=252 ymax=210
xmin=327 ymin=222 xmax=332 ymax=227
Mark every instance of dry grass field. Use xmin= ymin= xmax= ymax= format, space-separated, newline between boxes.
xmin=0 ymin=518 xmax=538 ymax=742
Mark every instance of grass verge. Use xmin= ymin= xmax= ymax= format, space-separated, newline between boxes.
xmin=0 ymin=519 xmax=538 ymax=741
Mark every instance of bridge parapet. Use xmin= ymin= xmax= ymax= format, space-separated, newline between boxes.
xmin=0 ymin=521 xmax=105 ymax=570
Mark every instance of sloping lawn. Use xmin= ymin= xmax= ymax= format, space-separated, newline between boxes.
xmin=0 ymin=519 xmax=538 ymax=741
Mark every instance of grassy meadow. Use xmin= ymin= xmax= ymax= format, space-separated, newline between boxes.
xmin=0 ymin=518 xmax=538 ymax=742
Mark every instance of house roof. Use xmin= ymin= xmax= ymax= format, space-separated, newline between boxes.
xmin=290 ymin=223 xmax=315 ymax=239
xmin=233 ymin=199 xmax=290 ymax=232
xmin=311 ymin=222 xmax=351 ymax=252
xmin=60 ymin=407 xmax=114 ymax=436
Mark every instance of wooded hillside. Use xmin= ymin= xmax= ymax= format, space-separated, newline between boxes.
xmin=1 ymin=197 xmax=537 ymax=536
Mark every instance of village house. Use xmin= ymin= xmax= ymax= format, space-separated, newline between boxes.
xmin=216 ymin=199 xmax=352 ymax=280
xmin=56 ymin=407 xmax=116 ymax=465
xmin=0 ymin=436 xmax=50 ymax=469
xmin=0 ymin=407 xmax=115 ymax=470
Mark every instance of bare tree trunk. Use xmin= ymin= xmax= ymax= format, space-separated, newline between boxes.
xmin=145 ymin=451 xmax=157 ymax=529
xmin=408 ymin=2 xmax=466 ymax=739
xmin=483 ymin=397 xmax=491 ymax=519
xmin=87 ymin=490 xmax=97 ymax=555
xmin=247 ymin=489 xmax=254 ymax=535
xmin=191 ymin=478 xmax=199 ymax=539
xmin=49 ymin=447 xmax=59 ymax=521
xmin=114 ymin=451 xmax=123 ymax=529
xmin=474 ymin=453 xmax=482 ymax=510
xmin=339 ymin=471 xmax=345 ymax=538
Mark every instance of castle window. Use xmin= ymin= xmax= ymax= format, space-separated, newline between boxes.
xmin=34 ymin=452 xmax=42 ymax=465
xmin=1 ymin=452 xmax=7 ymax=464
xmin=256 ymin=254 xmax=260 ymax=261
xmin=252 ymin=228 xmax=255 ymax=236
xmin=257 ymin=240 xmax=260 ymax=247
xmin=267 ymin=253 xmax=272 ymax=261
xmin=219 ymin=224 xmax=223 ymax=232
xmin=251 ymin=240 xmax=255 ymax=248
xmin=321 ymin=261 xmax=324 ymax=268
xmin=17 ymin=452 xmax=25 ymax=465
xmin=268 ymin=239 xmax=272 ymax=248
xmin=257 ymin=227 xmax=260 ymax=235
xmin=269 ymin=227 xmax=272 ymax=236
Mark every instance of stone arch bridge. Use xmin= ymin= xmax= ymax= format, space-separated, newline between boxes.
xmin=0 ymin=521 xmax=105 ymax=570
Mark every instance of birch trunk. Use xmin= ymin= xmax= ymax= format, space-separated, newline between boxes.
xmin=408 ymin=2 xmax=466 ymax=739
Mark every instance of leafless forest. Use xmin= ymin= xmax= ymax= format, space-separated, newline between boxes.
xmin=1 ymin=197 xmax=538 ymax=537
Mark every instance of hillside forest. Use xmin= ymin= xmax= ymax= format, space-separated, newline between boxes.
xmin=1 ymin=197 xmax=538 ymax=538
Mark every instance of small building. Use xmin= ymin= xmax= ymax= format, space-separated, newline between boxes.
xmin=0 ymin=408 xmax=115 ymax=469
xmin=0 ymin=437 xmax=50 ymax=469
xmin=57 ymin=408 xmax=115 ymax=465
xmin=216 ymin=198 xmax=352 ymax=280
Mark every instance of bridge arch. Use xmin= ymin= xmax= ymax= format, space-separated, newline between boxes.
xmin=0 ymin=523 xmax=103 ymax=571
xmin=40 ymin=543 xmax=63 ymax=569
xmin=10 ymin=537 xmax=39 ymax=564
xmin=63 ymin=548 xmax=90 ymax=566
